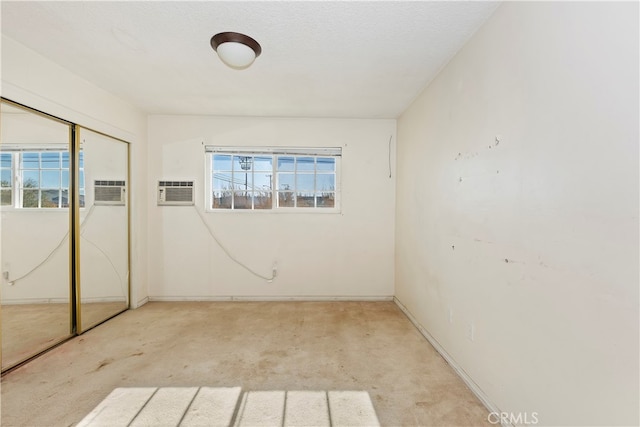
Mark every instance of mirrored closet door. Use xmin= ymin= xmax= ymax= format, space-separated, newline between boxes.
xmin=0 ymin=99 xmax=130 ymax=371
xmin=0 ymin=101 xmax=74 ymax=370
xmin=78 ymin=128 xmax=129 ymax=332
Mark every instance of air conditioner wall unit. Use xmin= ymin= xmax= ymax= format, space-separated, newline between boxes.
xmin=94 ymin=180 xmax=126 ymax=206
xmin=158 ymin=180 xmax=194 ymax=206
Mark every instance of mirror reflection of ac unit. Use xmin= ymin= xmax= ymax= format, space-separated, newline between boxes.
xmin=94 ymin=180 xmax=126 ymax=206
xmin=158 ymin=181 xmax=194 ymax=206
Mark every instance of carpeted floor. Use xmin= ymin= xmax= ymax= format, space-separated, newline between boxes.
xmin=1 ymin=301 xmax=491 ymax=426
xmin=1 ymin=301 xmax=127 ymax=370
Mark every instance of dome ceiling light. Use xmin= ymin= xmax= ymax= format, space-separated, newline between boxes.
xmin=210 ymin=32 xmax=262 ymax=70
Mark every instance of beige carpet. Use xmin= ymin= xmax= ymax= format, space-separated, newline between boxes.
xmin=1 ymin=301 xmax=126 ymax=370
xmin=1 ymin=301 xmax=492 ymax=426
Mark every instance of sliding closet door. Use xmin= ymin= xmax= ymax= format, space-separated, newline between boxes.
xmin=77 ymin=128 xmax=129 ymax=332
xmin=0 ymin=101 xmax=74 ymax=370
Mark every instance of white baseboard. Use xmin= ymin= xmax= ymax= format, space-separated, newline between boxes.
xmin=133 ymin=296 xmax=149 ymax=309
xmin=1 ymin=297 xmax=126 ymax=305
xmin=1 ymin=298 xmax=68 ymax=305
xmin=393 ymin=297 xmax=511 ymax=427
xmin=148 ymin=295 xmax=394 ymax=302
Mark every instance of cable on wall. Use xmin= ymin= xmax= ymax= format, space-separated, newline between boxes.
xmin=192 ymin=205 xmax=275 ymax=282
xmin=7 ymin=204 xmax=97 ymax=284
xmin=80 ymin=211 xmax=128 ymax=297
xmin=388 ymin=134 xmax=393 ymax=178
xmin=7 ymin=225 xmax=71 ymax=285
xmin=7 ymin=204 xmax=125 ymax=293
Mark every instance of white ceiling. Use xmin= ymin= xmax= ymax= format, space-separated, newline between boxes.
xmin=1 ymin=1 xmax=499 ymax=119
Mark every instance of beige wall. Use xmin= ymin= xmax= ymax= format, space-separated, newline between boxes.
xmin=1 ymin=36 xmax=149 ymax=306
xmin=395 ymin=2 xmax=638 ymax=425
xmin=147 ymin=115 xmax=396 ymax=299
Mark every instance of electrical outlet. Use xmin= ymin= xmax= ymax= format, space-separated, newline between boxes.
xmin=2 ymin=271 xmax=9 ymax=281
xmin=467 ymin=321 xmax=475 ymax=342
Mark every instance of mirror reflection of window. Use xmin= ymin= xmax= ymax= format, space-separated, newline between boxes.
xmin=0 ymin=100 xmax=73 ymax=371
xmin=2 ymin=150 xmax=86 ymax=208
xmin=1 ymin=101 xmax=131 ymax=371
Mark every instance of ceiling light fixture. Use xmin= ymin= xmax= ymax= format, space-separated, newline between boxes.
xmin=210 ymin=32 xmax=262 ymax=70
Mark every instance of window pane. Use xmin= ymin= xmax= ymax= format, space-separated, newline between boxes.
xmin=1 ymin=153 xmax=11 ymax=168
xmin=23 ymin=189 xmax=38 ymax=207
xmin=61 ymin=189 xmax=69 ymax=208
xmin=22 ymin=152 xmax=39 ymax=168
xmin=213 ymin=191 xmax=232 ymax=209
xmin=254 ymin=173 xmax=272 ymax=191
xmin=233 ymin=172 xmax=252 ymax=191
xmin=317 ymin=157 xmax=335 ymax=171
xmin=22 ymin=170 xmax=39 ymax=187
xmin=61 ymin=170 xmax=69 ymax=188
xmin=41 ymin=170 xmax=60 ymax=188
xmin=297 ymin=157 xmax=314 ymax=171
xmin=278 ymin=173 xmax=294 ymax=191
xmin=254 ymin=192 xmax=272 ymax=209
xmin=233 ymin=192 xmax=252 ymax=209
xmin=316 ymin=192 xmax=335 ymax=208
xmin=316 ymin=174 xmax=335 ymax=191
xmin=296 ymin=174 xmax=314 ymax=192
xmin=213 ymin=154 xmax=232 ymax=171
xmin=41 ymin=152 xmax=60 ymax=169
xmin=234 ymin=156 xmax=253 ymax=172
xmin=213 ymin=173 xmax=233 ymax=190
xmin=79 ymin=189 xmax=85 ymax=208
xmin=278 ymin=192 xmax=294 ymax=207
xmin=296 ymin=193 xmax=315 ymax=207
xmin=277 ymin=156 xmax=294 ymax=171
xmin=41 ymin=189 xmax=59 ymax=208
xmin=1 ymin=190 xmax=11 ymax=206
xmin=253 ymin=156 xmax=272 ymax=172
xmin=1 ymin=169 xmax=11 ymax=187
xmin=79 ymin=171 xmax=85 ymax=189
xmin=78 ymin=152 xmax=84 ymax=168
xmin=61 ymin=152 xmax=69 ymax=168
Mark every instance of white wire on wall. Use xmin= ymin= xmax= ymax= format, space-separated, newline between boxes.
xmin=6 ymin=205 xmax=97 ymax=284
xmin=192 ymin=205 xmax=275 ymax=282
xmin=8 ymin=203 xmax=275 ymax=287
xmin=7 ymin=204 xmax=126 ymax=296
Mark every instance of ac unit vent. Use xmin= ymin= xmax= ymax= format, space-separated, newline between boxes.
xmin=94 ymin=180 xmax=126 ymax=205
xmin=158 ymin=181 xmax=194 ymax=206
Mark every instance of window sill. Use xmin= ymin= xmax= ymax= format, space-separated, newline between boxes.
xmin=204 ymin=207 xmax=342 ymax=214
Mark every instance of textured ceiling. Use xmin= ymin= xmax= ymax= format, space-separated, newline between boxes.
xmin=1 ymin=1 xmax=499 ymax=118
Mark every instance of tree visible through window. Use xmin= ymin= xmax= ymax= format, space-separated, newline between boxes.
xmin=0 ymin=150 xmax=85 ymax=208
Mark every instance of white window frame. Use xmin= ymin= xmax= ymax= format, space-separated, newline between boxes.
xmin=0 ymin=146 xmax=85 ymax=210
xmin=0 ymin=151 xmax=12 ymax=207
xmin=205 ymin=147 xmax=341 ymax=213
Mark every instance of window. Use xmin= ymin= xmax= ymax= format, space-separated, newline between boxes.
xmin=0 ymin=150 xmax=85 ymax=208
xmin=207 ymin=147 xmax=340 ymax=211
xmin=212 ymin=154 xmax=273 ymax=210
xmin=276 ymin=156 xmax=336 ymax=208
xmin=1 ymin=153 xmax=12 ymax=206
